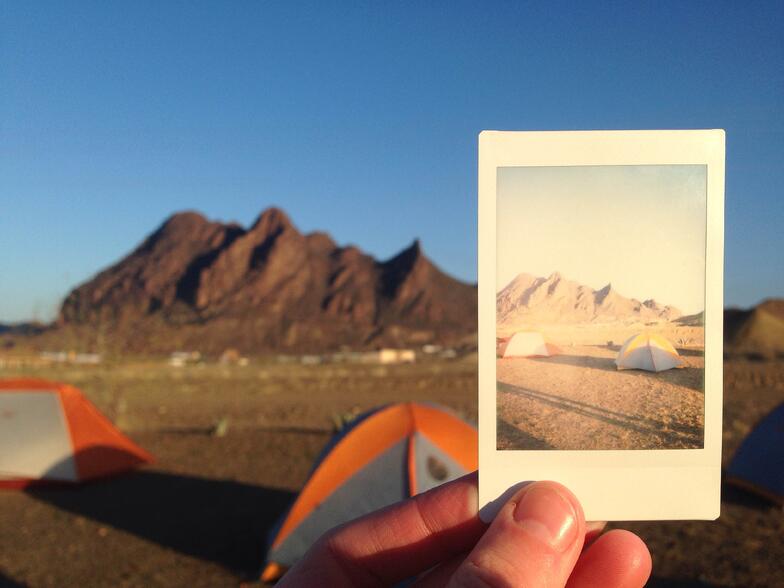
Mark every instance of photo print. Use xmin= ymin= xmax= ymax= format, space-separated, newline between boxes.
xmin=478 ymin=130 xmax=725 ymax=521
xmin=496 ymin=164 xmax=706 ymax=451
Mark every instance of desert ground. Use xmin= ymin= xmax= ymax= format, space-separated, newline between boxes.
xmin=0 ymin=356 xmax=783 ymax=587
xmin=497 ymin=344 xmax=704 ymax=450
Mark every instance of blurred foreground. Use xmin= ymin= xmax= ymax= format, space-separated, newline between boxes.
xmin=0 ymin=356 xmax=782 ymax=587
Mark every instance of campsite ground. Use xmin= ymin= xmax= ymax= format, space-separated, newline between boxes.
xmin=497 ymin=345 xmax=705 ymax=450
xmin=0 ymin=356 xmax=782 ymax=587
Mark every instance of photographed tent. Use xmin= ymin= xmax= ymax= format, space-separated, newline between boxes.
xmin=614 ymin=333 xmax=685 ymax=372
xmin=0 ymin=379 xmax=153 ymax=488
xmin=726 ymin=402 xmax=784 ymax=505
xmin=502 ymin=331 xmax=561 ymax=358
xmin=261 ymin=402 xmax=477 ymax=582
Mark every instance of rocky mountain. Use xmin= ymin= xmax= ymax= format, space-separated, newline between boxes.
xmin=497 ymin=272 xmax=682 ymax=325
xmin=725 ymin=299 xmax=784 ymax=357
xmin=57 ymin=208 xmax=477 ymax=353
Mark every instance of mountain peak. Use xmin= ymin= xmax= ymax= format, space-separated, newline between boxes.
xmin=57 ymin=207 xmax=476 ymax=352
xmin=497 ymin=272 xmax=682 ymax=324
xmin=165 ymin=210 xmax=208 ymax=224
xmin=385 ymin=238 xmax=424 ymax=267
xmin=252 ymin=206 xmax=292 ymax=227
xmin=250 ymin=206 xmax=295 ymax=238
xmin=404 ymin=238 xmax=422 ymax=255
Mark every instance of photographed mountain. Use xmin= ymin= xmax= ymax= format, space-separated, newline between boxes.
xmin=497 ymin=272 xmax=682 ymax=325
xmin=725 ymin=299 xmax=784 ymax=356
xmin=57 ymin=208 xmax=477 ymax=353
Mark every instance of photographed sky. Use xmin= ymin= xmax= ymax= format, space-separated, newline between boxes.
xmin=1 ymin=2 xmax=782 ymax=322
xmin=497 ymin=166 xmax=706 ymax=315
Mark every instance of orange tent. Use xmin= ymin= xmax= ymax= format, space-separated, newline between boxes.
xmin=262 ymin=402 xmax=477 ymax=582
xmin=0 ymin=379 xmax=153 ymax=488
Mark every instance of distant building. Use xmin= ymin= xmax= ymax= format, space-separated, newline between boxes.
xmin=364 ymin=348 xmax=416 ymax=364
xmin=169 ymin=351 xmax=201 ymax=367
xmin=40 ymin=351 xmax=101 ymax=365
xmin=300 ymin=355 xmax=323 ymax=365
xmin=219 ymin=348 xmax=248 ymax=366
xmin=73 ymin=353 xmax=102 ymax=365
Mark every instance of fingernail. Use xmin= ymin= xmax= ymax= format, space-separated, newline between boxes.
xmin=513 ymin=484 xmax=579 ymax=552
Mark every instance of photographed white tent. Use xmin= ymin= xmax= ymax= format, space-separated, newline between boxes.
xmin=502 ymin=332 xmax=561 ymax=358
xmin=0 ymin=379 xmax=153 ymax=488
xmin=614 ymin=333 xmax=685 ymax=372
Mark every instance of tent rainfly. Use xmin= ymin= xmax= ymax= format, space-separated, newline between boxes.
xmin=726 ymin=402 xmax=784 ymax=505
xmin=502 ymin=331 xmax=561 ymax=358
xmin=614 ymin=333 xmax=685 ymax=372
xmin=261 ymin=402 xmax=477 ymax=583
xmin=0 ymin=379 xmax=153 ymax=488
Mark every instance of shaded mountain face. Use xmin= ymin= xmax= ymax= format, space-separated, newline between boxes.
xmin=725 ymin=299 xmax=784 ymax=356
xmin=58 ymin=208 xmax=477 ymax=353
xmin=497 ymin=272 xmax=682 ymax=325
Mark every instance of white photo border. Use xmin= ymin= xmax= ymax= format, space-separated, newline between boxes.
xmin=478 ymin=130 xmax=725 ymax=521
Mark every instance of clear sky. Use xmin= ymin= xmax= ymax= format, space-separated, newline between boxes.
xmin=497 ymin=165 xmax=706 ymax=315
xmin=1 ymin=2 xmax=782 ymax=322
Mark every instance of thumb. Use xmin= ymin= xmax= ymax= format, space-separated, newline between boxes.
xmin=448 ymin=481 xmax=585 ymax=588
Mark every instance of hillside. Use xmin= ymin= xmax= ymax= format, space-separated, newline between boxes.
xmin=497 ymin=272 xmax=682 ymax=325
xmin=725 ymin=299 xmax=784 ymax=356
xmin=53 ymin=208 xmax=477 ymax=353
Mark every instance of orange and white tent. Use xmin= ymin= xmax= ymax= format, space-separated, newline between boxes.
xmin=502 ymin=331 xmax=561 ymax=358
xmin=262 ymin=402 xmax=477 ymax=582
xmin=0 ymin=379 xmax=152 ymax=488
xmin=615 ymin=333 xmax=685 ymax=372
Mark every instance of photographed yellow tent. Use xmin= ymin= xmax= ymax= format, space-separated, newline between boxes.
xmin=615 ymin=333 xmax=685 ymax=372
xmin=261 ymin=402 xmax=477 ymax=582
xmin=502 ymin=331 xmax=561 ymax=358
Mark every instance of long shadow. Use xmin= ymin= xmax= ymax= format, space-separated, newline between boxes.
xmin=498 ymin=381 xmax=703 ymax=448
xmin=525 ymin=353 xmax=705 ymax=394
xmin=497 ymin=419 xmax=554 ymax=450
xmin=647 ymin=579 xmax=720 ymax=587
xmin=0 ymin=572 xmax=25 ymax=588
xmin=721 ymin=480 xmax=779 ymax=511
xmin=27 ymin=464 xmax=294 ymax=575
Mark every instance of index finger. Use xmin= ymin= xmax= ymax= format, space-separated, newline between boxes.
xmin=280 ymin=472 xmax=486 ymax=586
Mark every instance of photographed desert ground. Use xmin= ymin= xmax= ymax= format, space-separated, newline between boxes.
xmin=496 ymin=272 xmax=706 ymax=450
xmin=497 ymin=341 xmax=704 ymax=450
xmin=497 ymin=321 xmax=705 ymax=450
xmin=0 ymin=356 xmax=782 ymax=587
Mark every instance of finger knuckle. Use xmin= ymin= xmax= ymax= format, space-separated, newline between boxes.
xmin=449 ymin=557 xmax=512 ymax=588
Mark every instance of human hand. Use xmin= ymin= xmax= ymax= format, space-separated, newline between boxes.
xmin=278 ymin=472 xmax=651 ymax=587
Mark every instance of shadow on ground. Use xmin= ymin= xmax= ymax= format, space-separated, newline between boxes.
xmin=0 ymin=572 xmax=25 ymax=588
xmin=525 ymin=352 xmax=705 ymax=394
xmin=720 ymin=481 xmax=779 ymax=511
xmin=27 ymin=470 xmax=294 ymax=575
xmin=647 ymin=579 xmax=720 ymax=587
xmin=498 ymin=381 xmax=703 ymax=449
xmin=496 ymin=419 xmax=554 ymax=450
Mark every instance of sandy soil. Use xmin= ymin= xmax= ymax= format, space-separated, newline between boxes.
xmin=0 ymin=360 xmax=477 ymax=588
xmin=0 ymin=357 xmax=782 ymax=587
xmin=497 ymin=345 xmax=705 ymax=450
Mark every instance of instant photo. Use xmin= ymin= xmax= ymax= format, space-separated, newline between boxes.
xmin=478 ymin=131 xmax=725 ymax=521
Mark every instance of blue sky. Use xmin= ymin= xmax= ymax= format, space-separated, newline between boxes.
xmin=1 ymin=1 xmax=782 ymax=322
